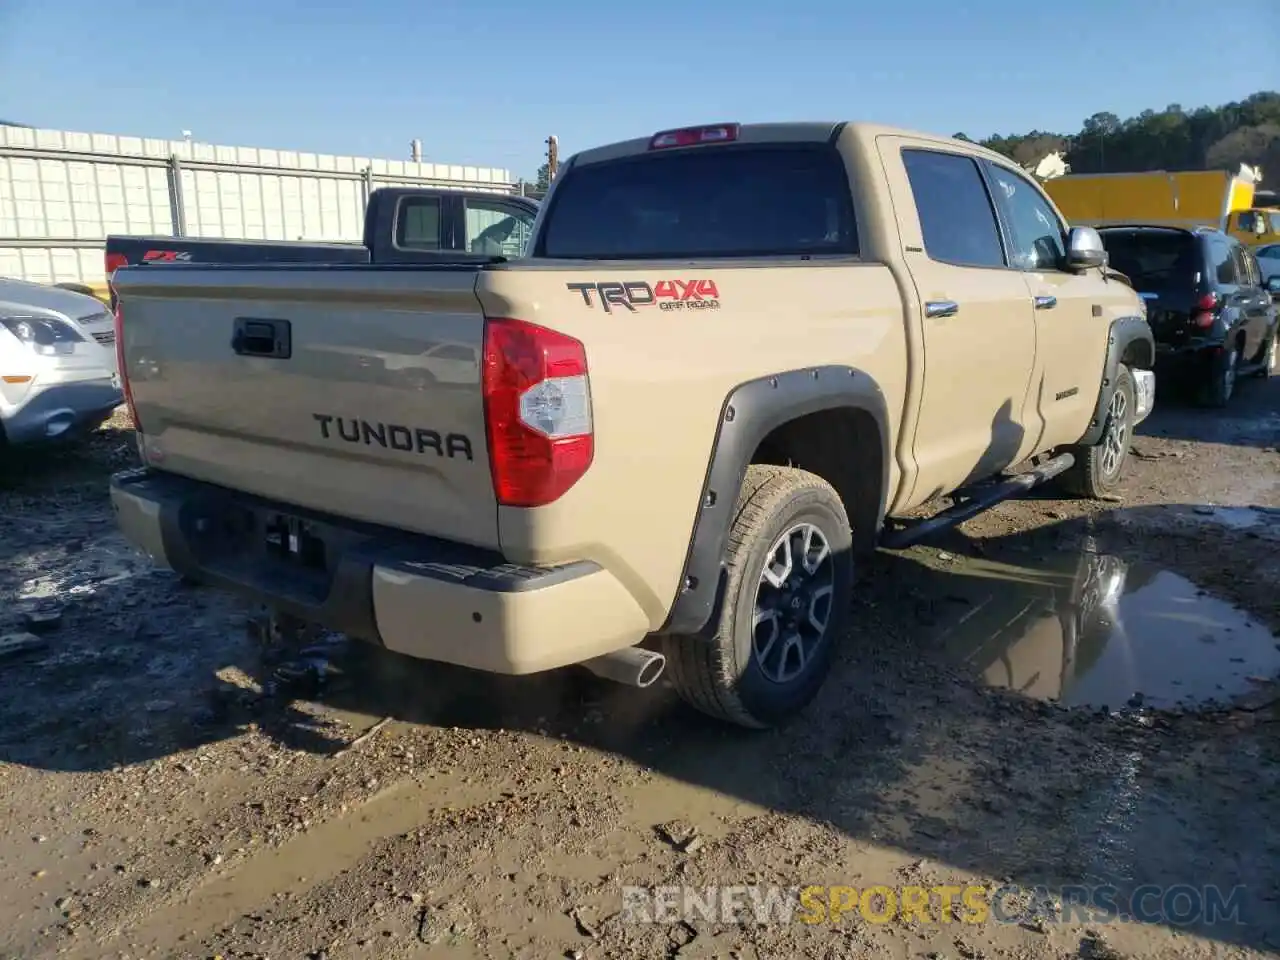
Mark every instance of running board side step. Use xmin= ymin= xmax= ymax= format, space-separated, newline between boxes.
xmin=879 ymin=452 xmax=1075 ymax=550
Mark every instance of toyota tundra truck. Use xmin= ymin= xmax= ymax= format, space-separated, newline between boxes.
xmin=107 ymin=122 xmax=1155 ymax=728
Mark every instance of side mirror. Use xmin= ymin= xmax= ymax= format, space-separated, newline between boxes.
xmin=1265 ymin=276 xmax=1280 ymax=296
xmin=1065 ymin=226 xmax=1107 ymax=271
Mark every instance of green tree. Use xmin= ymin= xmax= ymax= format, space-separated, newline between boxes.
xmin=969 ymin=92 xmax=1280 ymax=186
xmin=1206 ymin=123 xmax=1280 ymax=176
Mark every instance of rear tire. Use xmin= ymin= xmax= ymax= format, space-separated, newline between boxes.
xmin=1252 ymin=330 xmax=1277 ymax=379
xmin=1198 ymin=342 xmax=1240 ymax=407
xmin=1060 ymin=364 xmax=1135 ymax=500
xmin=662 ymin=465 xmax=853 ymax=729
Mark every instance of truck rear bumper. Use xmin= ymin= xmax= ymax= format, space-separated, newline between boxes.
xmin=109 ymin=468 xmax=650 ymax=674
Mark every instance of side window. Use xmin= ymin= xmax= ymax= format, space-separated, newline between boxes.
xmin=901 ymin=149 xmax=1005 ymax=268
xmin=397 ymin=198 xmax=442 ymax=250
xmin=1237 ymin=212 xmax=1257 ymax=233
xmin=1209 ymin=239 xmax=1237 ymax=286
xmin=465 ymin=200 xmax=535 ymax=257
xmin=985 ymin=163 xmax=1067 ymax=270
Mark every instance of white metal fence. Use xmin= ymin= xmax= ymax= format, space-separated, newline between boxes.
xmin=0 ymin=125 xmax=517 ymax=286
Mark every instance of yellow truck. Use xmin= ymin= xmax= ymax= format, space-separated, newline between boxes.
xmin=1044 ymin=168 xmax=1280 ymax=247
xmin=1236 ymin=206 xmax=1280 ymax=243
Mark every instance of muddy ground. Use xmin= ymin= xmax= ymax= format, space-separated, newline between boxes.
xmin=1 ymin=378 xmax=1278 ymax=960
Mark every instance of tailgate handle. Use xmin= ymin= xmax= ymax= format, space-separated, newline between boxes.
xmin=232 ymin=317 xmax=291 ymax=359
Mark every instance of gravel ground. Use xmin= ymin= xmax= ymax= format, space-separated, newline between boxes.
xmin=1 ymin=376 xmax=1278 ymax=960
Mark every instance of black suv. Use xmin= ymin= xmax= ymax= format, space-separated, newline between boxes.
xmin=1097 ymin=225 xmax=1278 ymax=406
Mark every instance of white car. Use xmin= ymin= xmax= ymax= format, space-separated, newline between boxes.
xmin=0 ymin=278 xmax=123 ymax=446
xmin=1257 ymin=242 xmax=1280 ymax=283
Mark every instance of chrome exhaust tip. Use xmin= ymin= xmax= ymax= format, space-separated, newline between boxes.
xmin=581 ymin=646 xmax=666 ymax=688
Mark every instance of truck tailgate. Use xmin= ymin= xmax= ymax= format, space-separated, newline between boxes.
xmin=112 ymin=266 xmax=498 ymax=549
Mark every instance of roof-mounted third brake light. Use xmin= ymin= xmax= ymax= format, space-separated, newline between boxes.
xmin=649 ymin=124 xmax=740 ymax=150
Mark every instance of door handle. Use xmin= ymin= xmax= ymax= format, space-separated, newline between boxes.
xmin=232 ymin=317 xmax=292 ymax=359
xmin=1034 ymin=295 xmax=1057 ymax=310
xmin=925 ymin=300 xmax=959 ymax=318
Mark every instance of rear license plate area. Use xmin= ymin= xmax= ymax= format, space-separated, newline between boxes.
xmin=263 ymin=513 xmax=328 ymax=572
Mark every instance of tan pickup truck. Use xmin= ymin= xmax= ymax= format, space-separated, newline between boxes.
xmin=108 ymin=122 xmax=1155 ymax=728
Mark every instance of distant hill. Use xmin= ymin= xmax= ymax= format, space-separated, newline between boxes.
xmin=955 ymin=91 xmax=1280 ymax=188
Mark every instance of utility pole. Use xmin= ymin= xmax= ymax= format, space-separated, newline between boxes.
xmin=546 ymin=135 xmax=558 ymax=183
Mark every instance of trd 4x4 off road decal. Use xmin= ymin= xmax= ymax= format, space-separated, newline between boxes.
xmin=567 ymin=279 xmax=721 ymax=314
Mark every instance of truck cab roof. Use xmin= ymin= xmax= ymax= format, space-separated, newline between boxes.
xmin=568 ymin=121 xmax=1012 ymax=167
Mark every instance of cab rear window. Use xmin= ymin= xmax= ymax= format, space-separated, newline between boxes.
xmin=537 ymin=144 xmax=858 ymax=260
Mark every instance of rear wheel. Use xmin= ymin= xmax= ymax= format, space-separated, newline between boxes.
xmin=1199 ymin=342 xmax=1240 ymax=407
xmin=662 ymin=465 xmax=853 ymax=729
xmin=1252 ymin=330 xmax=1277 ymax=379
xmin=1060 ymin=364 xmax=1135 ymax=500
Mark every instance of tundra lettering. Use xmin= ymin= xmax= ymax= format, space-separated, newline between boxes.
xmin=312 ymin=413 xmax=473 ymax=460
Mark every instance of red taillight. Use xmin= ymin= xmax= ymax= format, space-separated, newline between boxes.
xmin=481 ymin=317 xmax=592 ymax=508
xmin=113 ymin=302 xmax=141 ymax=434
xmin=1192 ymin=292 xmax=1219 ymax=329
xmin=649 ymin=123 xmax=740 ymax=150
xmin=105 ymin=252 xmax=128 ymax=311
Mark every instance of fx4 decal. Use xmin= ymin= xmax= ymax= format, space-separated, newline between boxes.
xmin=142 ymin=250 xmax=193 ymax=262
xmin=567 ymin=279 xmax=721 ymax=314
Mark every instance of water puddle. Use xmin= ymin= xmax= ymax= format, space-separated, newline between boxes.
xmin=1184 ymin=504 xmax=1280 ymax=536
xmin=10 ymin=532 xmax=160 ymax=605
xmin=927 ymin=549 xmax=1280 ymax=711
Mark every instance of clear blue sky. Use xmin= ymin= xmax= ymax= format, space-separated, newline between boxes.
xmin=1 ymin=0 xmax=1273 ymax=178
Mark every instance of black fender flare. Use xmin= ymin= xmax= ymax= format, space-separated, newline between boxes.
xmin=660 ymin=365 xmax=891 ymax=636
xmin=1078 ymin=315 xmax=1155 ymax=447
